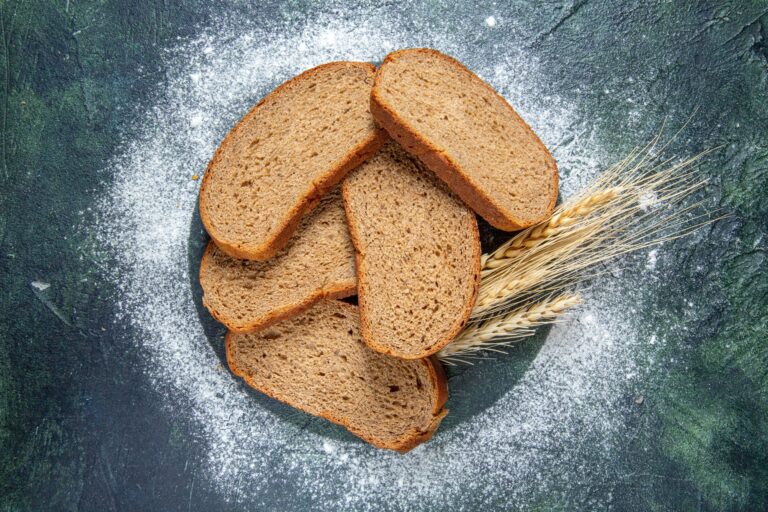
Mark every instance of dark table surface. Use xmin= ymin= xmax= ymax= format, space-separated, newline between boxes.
xmin=2 ymin=1 xmax=767 ymax=510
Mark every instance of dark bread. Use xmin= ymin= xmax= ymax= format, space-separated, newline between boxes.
xmin=371 ymin=48 xmax=558 ymax=231
xmin=200 ymin=189 xmax=356 ymax=333
xmin=342 ymin=141 xmax=481 ymax=359
xmin=200 ymin=62 xmax=387 ymax=260
xmin=225 ymin=300 xmax=448 ymax=452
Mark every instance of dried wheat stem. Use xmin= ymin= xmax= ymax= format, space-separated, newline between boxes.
xmin=482 ymin=187 xmax=622 ymax=270
xmin=471 ymin=139 xmax=716 ymax=322
xmin=438 ymin=122 xmax=717 ymax=365
xmin=439 ymin=294 xmax=582 ymax=364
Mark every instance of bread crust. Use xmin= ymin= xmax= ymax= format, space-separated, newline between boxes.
xmin=200 ymin=61 xmax=388 ymax=260
xmin=370 ymin=48 xmax=558 ymax=231
xmin=341 ymin=151 xmax=481 ymax=360
xmin=224 ymin=301 xmax=449 ymax=453
xmin=199 ymin=241 xmax=356 ymax=334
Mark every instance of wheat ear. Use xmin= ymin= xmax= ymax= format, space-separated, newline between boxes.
xmin=439 ymin=294 xmax=582 ymax=364
xmin=471 ymin=144 xmax=718 ymax=320
xmin=481 ymin=188 xmax=622 ymax=271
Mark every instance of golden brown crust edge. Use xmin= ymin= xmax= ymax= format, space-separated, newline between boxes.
xmin=199 ymin=61 xmax=388 ymax=260
xmin=341 ymin=169 xmax=481 ymax=360
xmin=387 ymin=355 xmax=449 ymax=452
xmin=370 ymin=48 xmax=559 ymax=232
xmin=224 ymin=303 xmax=449 ymax=453
xmin=199 ymin=241 xmax=357 ymax=333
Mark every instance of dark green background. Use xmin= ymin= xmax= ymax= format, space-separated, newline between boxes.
xmin=1 ymin=0 xmax=767 ymax=510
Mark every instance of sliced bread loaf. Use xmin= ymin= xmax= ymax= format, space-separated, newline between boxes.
xmin=371 ymin=48 xmax=558 ymax=231
xmin=226 ymin=300 xmax=448 ymax=452
xmin=200 ymin=189 xmax=356 ymax=333
xmin=342 ymin=141 xmax=481 ymax=359
xmin=200 ymin=61 xmax=387 ymax=260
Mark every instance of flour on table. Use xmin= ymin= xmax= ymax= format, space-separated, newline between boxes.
xmin=94 ymin=6 xmax=655 ymax=509
xmin=646 ymin=248 xmax=659 ymax=270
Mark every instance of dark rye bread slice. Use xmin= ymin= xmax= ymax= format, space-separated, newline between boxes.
xmin=342 ymin=141 xmax=481 ymax=359
xmin=225 ymin=300 xmax=448 ymax=452
xmin=200 ymin=189 xmax=355 ymax=333
xmin=371 ymin=48 xmax=559 ymax=231
xmin=200 ymin=61 xmax=387 ymax=260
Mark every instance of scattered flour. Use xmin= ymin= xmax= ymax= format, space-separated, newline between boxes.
xmin=190 ymin=114 xmax=204 ymax=127
xmin=639 ymin=191 xmax=659 ymax=211
xmin=94 ymin=7 xmax=651 ymax=509
xmin=646 ymin=248 xmax=659 ymax=270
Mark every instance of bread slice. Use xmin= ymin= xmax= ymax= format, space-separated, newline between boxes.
xmin=200 ymin=189 xmax=356 ymax=333
xmin=225 ymin=300 xmax=448 ymax=452
xmin=342 ymin=141 xmax=481 ymax=359
xmin=200 ymin=61 xmax=387 ymax=260
xmin=371 ymin=48 xmax=558 ymax=231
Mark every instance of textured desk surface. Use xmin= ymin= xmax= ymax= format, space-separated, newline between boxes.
xmin=1 ymin=1 xmax=767 ymax=510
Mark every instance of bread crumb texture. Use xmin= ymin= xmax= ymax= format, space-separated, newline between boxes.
xmin=200 ymin=189 xmax=356 ymax=332
xmin=344 ymin=141 xmax=480 ymax=358
xmin=373 ymin=48 xmax=558 ymax=230
xmin=226 ymin=300 xmax=447 ymax=451
xmin=200 ymin=61 xmax=384 ymax=259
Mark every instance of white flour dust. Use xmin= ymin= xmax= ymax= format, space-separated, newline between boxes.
xmin=95 ymin=8 xmax=647 ymax=510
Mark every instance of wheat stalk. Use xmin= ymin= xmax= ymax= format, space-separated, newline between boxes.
xmin=481 ymin=188 xmax=621 ymax=270
xmin=438 ymin=294 xmax=582 ymax=364
xmin=471 ymin=145 xmax=717 ymax=320
xmin=439 ymin=128 xmax=722 ymax=363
